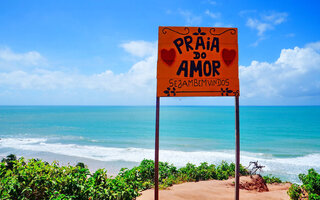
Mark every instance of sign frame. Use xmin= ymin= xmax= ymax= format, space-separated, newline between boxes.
xmin=154 ymin=26 xmax=240 ymax=200
xmin=157 ymin=26 xmax=239 ymax=98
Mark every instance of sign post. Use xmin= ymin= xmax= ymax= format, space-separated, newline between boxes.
xmin=154 ymin=97 xmax=160 ymax=200
xmin=155 ymin=26 xmax=240 ymax=200
xmin=235 ymin=95 xmax=240 ymax=200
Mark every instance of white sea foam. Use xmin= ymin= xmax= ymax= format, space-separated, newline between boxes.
xmin=0 ymin=137 xmax=319 ymax=182
xmin=0 ymin=138 xmax=47 ymax=145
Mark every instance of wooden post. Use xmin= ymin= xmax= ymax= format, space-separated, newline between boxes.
xmin=235 ymin=95 xmax=240 ymax=200
xmin=154 ymin=97 xmax=160 ymax=200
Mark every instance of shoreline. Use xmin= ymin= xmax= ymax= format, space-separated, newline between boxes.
xmin=0 ymin=145 xmax=315 ymax=184
xmin=0 ymin=145 xmax=313 ymax=184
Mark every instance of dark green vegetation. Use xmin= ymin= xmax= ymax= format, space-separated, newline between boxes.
xmin=288 ymin=168 xmax=320 ymax=200
xmin=0 ymin=154 xmax=249 ymax=200
xmin=0 ymin=154 xmax=288 ymax=200
xmin=262 ymin=174 xmax=282 ymax=184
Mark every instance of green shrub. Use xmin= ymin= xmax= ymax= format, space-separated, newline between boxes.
xmin=0 ymin=155 xmax=252 ymax=200
xmin=299 ymin=168 xmax=320 ymax=199
xmin=288 ymin=183 xmax=302 ymax=200
xmin=1 ymin=154 xmax=17 ymax=170
xmin=76 ymin=162 xmax=87 ymax=169
xmin=196 ymin=162 xmax=217 ymax=180
xmin=0 ymin=156 xmax=141 ymax=200
xmin=216 ymin=161 xmax=234 ymax=180
xmin=288 ymin=168 xmax=320 ymax=200
xmin=263 ymin=175 xmax=282 ymax=184
xmin=178 ymin=163 xmax=198 ymax=181
xmin=159 ymin=161 xmax=178 ymax=181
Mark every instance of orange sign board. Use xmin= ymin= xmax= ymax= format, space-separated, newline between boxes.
xmin=157 ymin=26 xmax=239 ymax=97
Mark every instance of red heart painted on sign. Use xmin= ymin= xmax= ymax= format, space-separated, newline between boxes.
xmin=222 ymin=49 xmax=236 ymax=66
xmin=161 ymin=48 xmax=176 ymax=66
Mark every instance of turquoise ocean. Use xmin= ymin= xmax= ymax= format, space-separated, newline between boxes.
xmin=0 ymin=106 xmax=319 ymax=183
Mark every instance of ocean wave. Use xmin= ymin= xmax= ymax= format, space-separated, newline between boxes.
xmin=0 ymin=137 xmax=319 ymax=179
xmin=0 ymin=137 xmax=47 ymax=145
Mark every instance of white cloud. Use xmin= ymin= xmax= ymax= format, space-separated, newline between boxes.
xmin=0 ymin=42 xmax=157 ymax=104
xmin=205 ymin=10 xmax=221 ymax=19
xmin=179 ymin=9 xmax=202 ymax=26
xmin=305 ymin=41 xmax=320 ymax=50
xmin=1 ymin=41 xmax=320 ymax=105
xmin=246 ymin=18 xmax=273 ymax=36
xmin=205 ymin=10 xmax=232 ymax=28
xmin=244 ymin=11 xmax=288 ymax=36
xmin=120 ymin=41 xmax=157 ymax=57
xmin=240 ymin=42 xmax=320 ymax=101
xmin=0 ymin=57 xmax=156 ymax=93
xmin=262 ymin=12 xmax=288 ymax=25
xmin=0 ymin=48 xmax=46 ymax=71
xmin=0 ymin=48 xmax=42 ymax=64
xmin=250 ymin=37 xmax=265 ymax=47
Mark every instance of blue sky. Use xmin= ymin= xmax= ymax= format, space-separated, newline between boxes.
xmin=0 ymin=0 xmax=319 ymax=105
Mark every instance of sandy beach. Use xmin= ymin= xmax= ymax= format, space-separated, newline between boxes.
xmin=137 ymin=175 xmax=291 ymax=200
